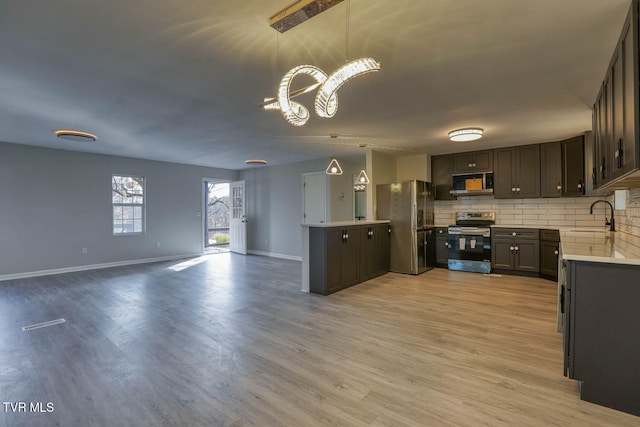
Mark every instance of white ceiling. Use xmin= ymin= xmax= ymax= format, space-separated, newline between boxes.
xmin=0 ymin=0 xmax=631 ymax=169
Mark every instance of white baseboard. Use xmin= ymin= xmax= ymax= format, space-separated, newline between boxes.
xmin=0 ymin=253 xmax=201 ymax=282
xmin=248 ymin=250 xmax=302 ymax=262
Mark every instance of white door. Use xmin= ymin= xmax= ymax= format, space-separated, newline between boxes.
xmin=303 ymin=172 xmax=327 ymax=223
xmin=229 ymin=180 xmax=247 ymax=254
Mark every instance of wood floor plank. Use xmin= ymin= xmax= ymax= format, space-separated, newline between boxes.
xmin=0 ymin=254 xmax=638 ymax=426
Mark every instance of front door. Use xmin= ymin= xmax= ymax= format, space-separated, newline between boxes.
xmin=229 ymin=180 xmax=247 ymax=255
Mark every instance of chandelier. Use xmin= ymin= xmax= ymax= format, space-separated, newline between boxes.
xmin=262 ymin=58 xmax=381 ymax=126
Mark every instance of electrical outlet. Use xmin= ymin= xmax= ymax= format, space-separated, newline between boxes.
xmin=155 ymin=241 xmax=161 ymax=248
xmin=82 ymin=248 xmax=88 ymax=255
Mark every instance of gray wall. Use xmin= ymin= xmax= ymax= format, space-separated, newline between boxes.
xmin=242 ymin=157 xmax=363 ymax=259
xmin=241 ymin=158 xmax=327 ymax=258
xmin=329 ymin=158 xmax=361 ymax=222
xmin=0 ymin=142 xmax=238 ymax=277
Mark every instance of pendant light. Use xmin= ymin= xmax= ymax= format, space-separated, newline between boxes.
xmin=326 ymin=158 xmax=343 ymax=175
xmin=354 ymin=169 xmax=370 ymax=184
xmin=262 ymin=0 xmax=380 ymax=126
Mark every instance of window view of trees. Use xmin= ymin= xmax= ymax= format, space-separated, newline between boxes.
xmin=112 ymin=175 xmax=144 ymax=234
xmin=206 ymin=183 xmax=229 ymax=246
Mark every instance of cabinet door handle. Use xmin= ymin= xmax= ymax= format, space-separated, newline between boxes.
xmin=345 ymin=233 xmax=349 ymax=240
xmin=472 ymin=163 xmax=476 ymax=168
xmin=554 ymin=250 xmax=559 ymax=255
xmin=510 ymin=246 xmax=515 ymax=251
xmin=557 ymin=184 xmax=562 ymax=191
xmin=511 ymin=187 xmax=516 ymax=193
xmin=512 ymin=232 xmax=517 ymax=236
xmin=514 ymin=246 xmax=519 ymax=252
xmin=516 ymin=187 xmax=521 ymax=192
xmin=617 ymin=138 xmax=624 ymax=168
xmin=445 ymin=242 xmax=449 ymax=247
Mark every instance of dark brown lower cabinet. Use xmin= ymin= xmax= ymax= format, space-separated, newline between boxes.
xmin=360 ymin=224 xmax=390 ymax=281
xmin=491 ymin=228 xmax=540 ymax=275
xmin=540 ymin=229 xmax=560 ymax=280
xmin=563 ymin=260 xmax=640 ymax=416
xmin=309 ymin=223 xmax=390 ymax=295
xmin=434 ymin=227 xmax=449 ymax=267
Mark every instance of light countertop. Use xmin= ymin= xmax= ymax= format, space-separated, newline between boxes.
xmin=560 ymin=231 xmax=640 ymax=266
xmin=302 ymin=220 xmax=390 ymax=228
xmin=491 ymin=225 xmax=610 ymax=232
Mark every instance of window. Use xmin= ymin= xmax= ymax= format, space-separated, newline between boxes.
xmin=112 ymin=175 xmax=145 ymax=235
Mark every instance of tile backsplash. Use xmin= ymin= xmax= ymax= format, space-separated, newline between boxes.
xmin=616 ymin=188 xmax=640 ymax=240
xmin=435 ymin=195 xmax=610 ymax=228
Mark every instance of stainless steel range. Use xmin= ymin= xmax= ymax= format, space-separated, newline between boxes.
xmin=448 ymin=212 xmax=495 ymax=273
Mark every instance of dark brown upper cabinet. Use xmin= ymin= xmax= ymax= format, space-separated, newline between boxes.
xmin=540 ymin=142 xmax=563 ymax=198
xmin=540 ymin=136 xmax=585 ymax=198
xmin=452 ymin=150 xmax=493 ymax=174
xmin=562 ymin=136 xmax=585 ymax=197
xmin=431 ymin=154 xmax=455 ymax=200
xmin=494 ymin=145 xmax=540 ymax=199
xmin=592 ymin=1 xmax=640 ymax=189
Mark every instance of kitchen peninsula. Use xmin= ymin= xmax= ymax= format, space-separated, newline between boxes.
xmin=301 ymin=220 xmax=390 ymax=295
xmin=559 ymin=230 xmax=640 ymax=416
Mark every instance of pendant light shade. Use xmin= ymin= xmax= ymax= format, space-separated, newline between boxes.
xmin=326 ymin=158 xmax=343 ymax=175
xmin=354 ymin=169 xmax=370 ymax=184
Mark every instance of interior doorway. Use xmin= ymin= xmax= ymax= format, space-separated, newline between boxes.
xmin=303 ymin=172 xmax=327 ymax=224
xmin=204 ymin=180 xmax=230 ymax=254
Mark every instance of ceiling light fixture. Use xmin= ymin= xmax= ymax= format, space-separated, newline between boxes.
xmin=245 ymin=159 xmax=268 ymax=165
xmin=262 ymin=58 xmax=380 ymax=126
xmin=54 ymin=129 xmax=97 ymax=142
xmin=269 ymin=0 xmax=345 ymax=33
xmin=354 ymin=169 xmax=370 ymax=185
xmin=448 ymin=128 xmax=484 ymax=142
xmin=326 ymin=158 xmax=343 ymax=175
xmin=263 ymin=0 xmax=380 ymax=126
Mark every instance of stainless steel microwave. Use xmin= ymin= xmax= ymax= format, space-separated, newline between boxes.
xmin=451 ymin=172 xmax=494 ymax=196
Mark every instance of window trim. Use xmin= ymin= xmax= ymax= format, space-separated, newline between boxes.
xmin=112 ymin=175 xmax=146 ymax=236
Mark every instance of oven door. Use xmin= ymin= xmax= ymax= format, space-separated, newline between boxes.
xmin=447 ymin=227 xmax=492 ymax=273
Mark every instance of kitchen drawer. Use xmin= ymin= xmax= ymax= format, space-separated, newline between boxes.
xmin=492 ymin=228 xmax=539 ymax=240
xmin=540 ymin=229 xmax=560 ymax=242
xmin=435 ymin=227 xmax=448 ymax=235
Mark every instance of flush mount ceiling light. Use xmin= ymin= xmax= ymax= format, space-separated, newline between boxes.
xmin=448 ymin=128 xmax=484 ymax=142
xmin=245 ymin=159 xmax=268 ymax=165
xmin=354 ymin=169 xmax=370 ymax=185
xmin=269 ymin=0 xmax=345 ymax=33
xmin=54 ymin=129 xmax=97 ymax=142
xmin=326 ymin=158 xmax=343 ymax=175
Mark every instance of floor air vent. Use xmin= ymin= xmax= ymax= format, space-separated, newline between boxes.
xmin=21 ymin=318 xmax=66 ymax=331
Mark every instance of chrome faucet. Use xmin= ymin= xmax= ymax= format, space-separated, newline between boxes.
xmin=589 ymin=200 xmax=615 ymax=232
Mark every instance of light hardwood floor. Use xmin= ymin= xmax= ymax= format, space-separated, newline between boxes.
xmin=0 ymin=254 xmax=637 ymax=426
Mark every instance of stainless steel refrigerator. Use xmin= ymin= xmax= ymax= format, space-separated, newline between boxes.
xmin=376 ymin=180 xmax=434 ymax=274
